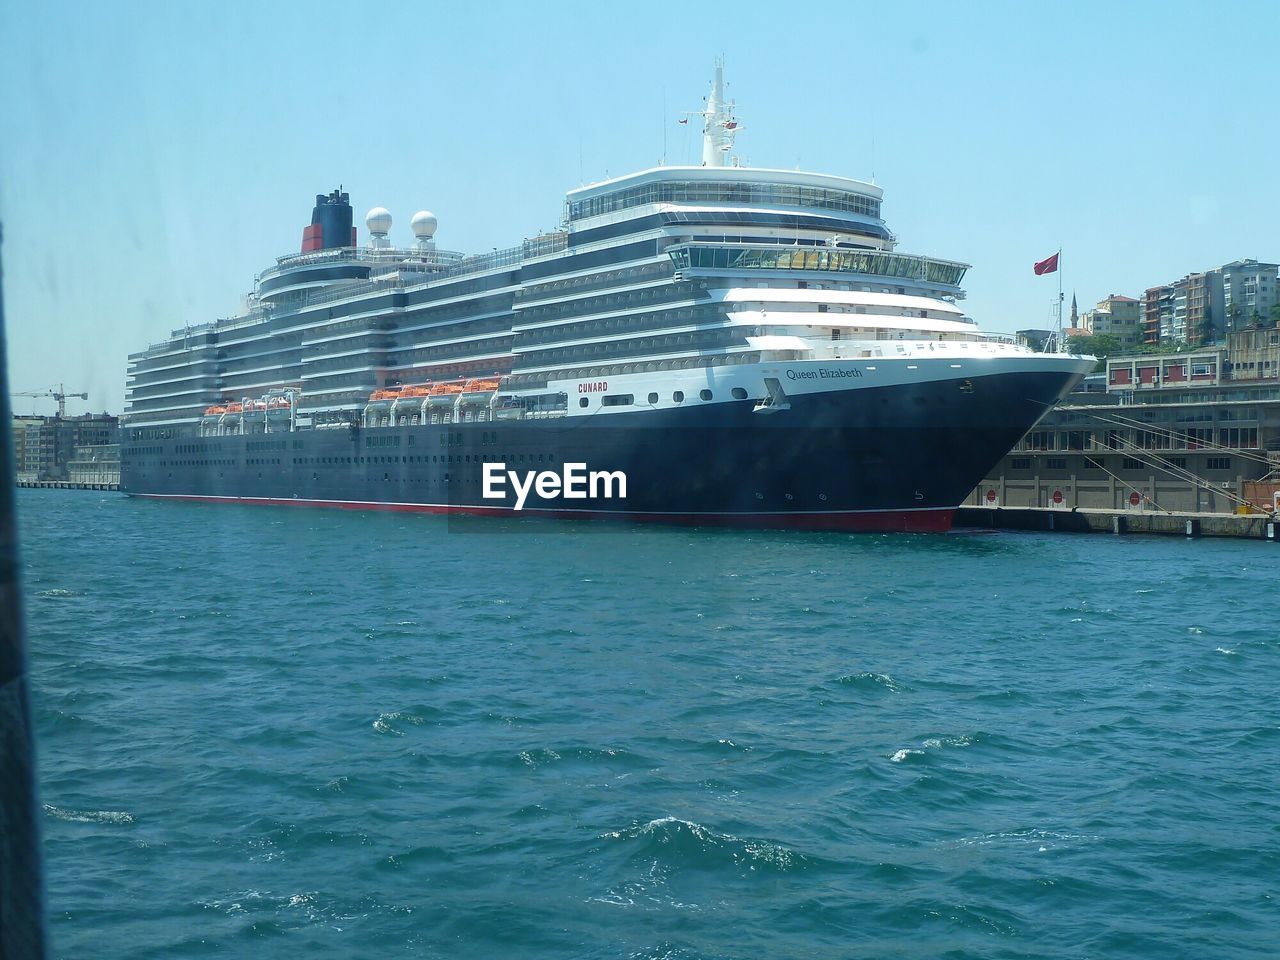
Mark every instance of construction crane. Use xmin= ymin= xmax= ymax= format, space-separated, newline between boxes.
xmin=12 ymin=383 xmax=89 ymax=419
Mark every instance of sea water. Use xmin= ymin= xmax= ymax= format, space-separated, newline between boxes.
xmin=20 ymin=489 xmax=1280 ymax=958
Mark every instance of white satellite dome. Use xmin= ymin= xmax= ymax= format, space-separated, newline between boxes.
xmin=365 ymin=207 xmax=392 ymax=236
xmin=410 ymin=210 xmax=438 ymax=239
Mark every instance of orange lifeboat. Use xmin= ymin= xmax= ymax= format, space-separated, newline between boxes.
xmin=462 ymin=377 xmax=501 ymax=394
xmin=428 ymin=381 xmax=466 ymax=396
xmin=369 ymin=388 xmax=401 ymax=402
xmin=225 ymin=402 xmax=244 ymax=414
xmin=398 ymin=384 xmax=431 ymax=398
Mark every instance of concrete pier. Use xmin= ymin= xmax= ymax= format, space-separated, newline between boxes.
xmin=15 ymin=480 xmax=118 ymax=491
xmin=955 ymin=505 xmax=1276 ymax=540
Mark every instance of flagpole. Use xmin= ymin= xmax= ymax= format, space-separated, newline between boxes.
xmin=1058 ymin=248 xmax=1064 ymax=353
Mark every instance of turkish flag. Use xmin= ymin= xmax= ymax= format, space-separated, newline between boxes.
xmin=1034 ymin=252 xmax=1060 ymax=275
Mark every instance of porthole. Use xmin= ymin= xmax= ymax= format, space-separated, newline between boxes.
xmin=673 ymin=391 xmax=684 ymax=403
xmin=731 ymin=387 xmax=747 ymax=400
xmin=648 ymin=392 xmax=659 ymax=404
xmin=699 ymin=389 xmax=712 ymax=401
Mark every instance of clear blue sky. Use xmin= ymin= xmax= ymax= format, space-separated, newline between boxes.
xmin=2 ymin=0 xmax=1276 ymax=414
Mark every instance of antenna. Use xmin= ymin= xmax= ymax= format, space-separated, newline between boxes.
xmin=697 ymin=57 xmax=742 ymax=168
xmin=661 ymin=87 xmax=667 ymax=165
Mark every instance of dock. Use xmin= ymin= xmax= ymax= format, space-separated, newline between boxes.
xmin=955 ymin=505 xmax=1278 ymax=541
xmin=15 ymin=480 xmax=119 ymax=491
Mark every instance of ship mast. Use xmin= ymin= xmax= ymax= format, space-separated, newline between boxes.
xmin=700 ymin=58 xmax=742 ymax=167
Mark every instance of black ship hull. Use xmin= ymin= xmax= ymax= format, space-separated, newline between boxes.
xmin=121 ymin=369 xmax=1082 ymax=533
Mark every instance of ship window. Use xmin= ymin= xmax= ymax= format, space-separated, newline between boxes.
xmin=579 ymin=397 xmax=589 ymax=408
xmin=731 ymin=387 xmax=747 ymax=400
xmin=602 ymin=394 xmax=633 ymax=406
xmin=673 ymin=391 xmax=684 ymax=402
xmin=699 ymin=389 xmax=712 ymax=401
xmin=648 ymin=392 xmax=659 ymax=404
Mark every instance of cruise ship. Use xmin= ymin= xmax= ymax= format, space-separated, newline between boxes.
xmin=121 ymin=63 xmax=1093 ymax=531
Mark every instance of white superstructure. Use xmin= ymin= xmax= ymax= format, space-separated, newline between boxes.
xmin=125 ymin=62 xmax=1080 ymax=434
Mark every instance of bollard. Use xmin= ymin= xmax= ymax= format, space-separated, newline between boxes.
xmin=1112 ymin=515 xmax=1125 ymax=535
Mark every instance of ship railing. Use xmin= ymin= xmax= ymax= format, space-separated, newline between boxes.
xmin=795 ymin=336 xmax=1028 ymax=361
xmin=148 ymin=237 xmax=576 ymax=351
xmin=142 ymin=238 xmax=578 ymax=353
xmin=266 ymin=246 xmax=468 ymax=272
xmin=263 ymin=234 xmax=568 ymax=282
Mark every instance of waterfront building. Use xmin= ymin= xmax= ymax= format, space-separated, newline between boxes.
xmin=1172 ymin=271 xmax=1223 ymax=345
xmin=1144 ymin=284 xmax=1176 ymax=345
xmin=67 ymin=444 xmax=121 ymax=485
xmin=969 ymin=336 xmax=1280 ymax=513
xmin=1080 ymin=294 xmax=1143 ymax=349
xmin=1141 ymin=262 xmax=1278 ymax=347
xmin=1225 ymin=327 xmax=1280 ymax=381
xmin=1106 ymin=348 xmax=1226 ymax=390
xmin=1220 ymin=259 xmax=1279 ymax=333
xmin=1145 ymin=273 xmax=1222 ymax=346
xmin=11 ymin=416 xmax=44 ymax=482
xmin=11 ymin=414 xmax=120 ymax=481
xmin=967 ymin=376 xmax=1280 ymax=514
xmin=973 ymin=261 xmax=1279 ymax=512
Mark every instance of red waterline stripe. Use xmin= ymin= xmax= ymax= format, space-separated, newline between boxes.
xmin=130 ymin=493 xmax=955 ymax=533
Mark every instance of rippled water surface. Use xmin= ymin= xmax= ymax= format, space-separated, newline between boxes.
xmin=20 ymin=489 xmax=1280 ymax=958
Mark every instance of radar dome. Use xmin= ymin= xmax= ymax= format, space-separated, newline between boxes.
xmin=411 ymin=210 xmax=438 ymax=239
xmin=365 ymin=207 xmax=392 ymax=236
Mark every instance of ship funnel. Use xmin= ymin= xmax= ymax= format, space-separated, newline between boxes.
xmin=301 ymin=188 xmax=355 ymax=252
